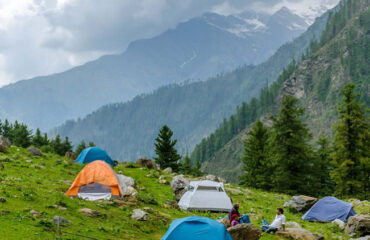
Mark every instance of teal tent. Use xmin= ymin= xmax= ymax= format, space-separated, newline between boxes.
xmin=162 ymin=216 xmax=233 ymax=240
xmin=75 ymin=147 xmax=116 ymax=166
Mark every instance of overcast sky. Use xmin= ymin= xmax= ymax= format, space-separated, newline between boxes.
xmin=0 ymin=0 xmax=339 ymax=87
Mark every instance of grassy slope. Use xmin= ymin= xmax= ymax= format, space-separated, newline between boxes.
xmin=0 ymin=147 xmax=369 ymax=240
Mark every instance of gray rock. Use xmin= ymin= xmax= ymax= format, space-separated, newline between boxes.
xmin=117 ymin=174 xmax=136 ymax=188
xmin=79 ymin=208 xmax=100 ymax=218
xmin=52 ymin=216 xmax=70 ymax=226
xmin=0 ymin=135 xmax=11 ymax=150
xmin=217 ymin=217 xmax=230 ymax=228
xmin=30 ymin=210 xmax=41 ymax=217
xmin=350 ymin=236 xmax=370 ymax=240
xmin=170 ymin=175 xmax=189 ymax=201
xmin=277 ymin=228 xmax=321 ymax=240
xmin=131 ymin=209 xmax=148 ymax=221
xmin=227 ymin=223 xmax=262 ymax=240
xmin=346 ymin=215 xmax=370 ymax=237
xmin=286 ymin=221 xmax=302 ymax=229
xmin=0 ymin=197 xmax=6 ymax=203
xmin=283 ymin=195 xmax=318 ymax=212
xmin=204 ymin=174 xmax=219 ymax=182
xmin=332 ymin=219 xmax=345 ymax=230
xmin=28 ymin=147 xmax=42 ymax=156
xmin=123 ymin=186 xmax=137 ymax=196
xmin=163 ymin=167 xmax=172 ymax=173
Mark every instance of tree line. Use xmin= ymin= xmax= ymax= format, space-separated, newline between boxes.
xmin=0 ymin=120 xmax=94 ymax=157
xmin=241 ymin=83 xmax=369 ymax=200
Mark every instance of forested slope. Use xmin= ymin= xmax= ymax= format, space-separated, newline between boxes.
xmin=194 ymin=0 xmax=370 ymax=183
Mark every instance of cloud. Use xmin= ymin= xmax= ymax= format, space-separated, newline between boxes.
xmin=0 ymin=0 xmax=339 ymax=87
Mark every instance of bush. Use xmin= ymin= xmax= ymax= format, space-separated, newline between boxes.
xmin=137 ymin=192 xmax=157 ymax=205
xmin=125 ymin=162 xmax=138 ymax=168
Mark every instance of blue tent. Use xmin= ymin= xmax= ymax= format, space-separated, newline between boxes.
xmin=162 ymin=216 xmax=233 ymax=240
xmin=302 ymin=196 xmax=356 ymax=222
xmin=74 ymin=147 xmax=116 ymax=166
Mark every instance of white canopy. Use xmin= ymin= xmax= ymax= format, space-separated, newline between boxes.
xmin=178 ymin=180 xmax=233 ymax=212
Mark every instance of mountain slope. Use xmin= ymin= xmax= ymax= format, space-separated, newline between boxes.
xmin=197 ymin=0 xmax=370 ymax=183
xmin=55 ymin=9 xmax=333 ymax=161
xmin=0 ymin=8 xmax=308 ymax=131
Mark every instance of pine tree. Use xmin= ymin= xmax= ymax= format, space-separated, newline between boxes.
xmin=11 ymin=122 xmax=32 ymax=148
xmin=331 ymin=83 xmax=370 ymax=199
xmin=240 ymin=120 xmax=271 ymax=190
xmin=32 ymin=128 xmax=44 ymax=147
xmin=154 ymin=125 xmax=181 ymax=171
xmin=88 ymin=141 xmax=96 ymax=147
xmin=314 ymin=135 xmax=334 ymax=196
xmin=75 ymin=140 xmax=87 ymax=156
xmin=270 ymin=95 xmax=315 ymax=195
xmin=2 ymin=120 xmax=11 ymax=139
xmin=51 ymin=134 xmax=64 ymax=155
xmin=62 ymin=137 xmax=73 ymax=154
xmin=181 ymin=152 xmax=192 ymax=174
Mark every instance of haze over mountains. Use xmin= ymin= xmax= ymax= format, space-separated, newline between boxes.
xmin=0 ymin=7 xmax=312 ymax=130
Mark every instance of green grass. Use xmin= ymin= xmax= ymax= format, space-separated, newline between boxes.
xmin=0 ymin=146 xmax=368 ymax=239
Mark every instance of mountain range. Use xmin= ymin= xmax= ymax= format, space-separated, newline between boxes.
xmin=0 ymin=7 xmax=310 ymax=130
xmin=54 ymin=6 xmax=333 ymax=161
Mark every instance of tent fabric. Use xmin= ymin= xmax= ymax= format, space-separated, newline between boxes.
xmin=75 ymin=147 xmax=116 ymax=166
xmin=66 ymin=160 xmax=123 ymax=199
xmin=162 ymin=216 xmax=233 ymax=240
xmin=302 ymin=196 xmax=356 ymax=222
xmin=179 ymin=180 xmax=233 ymax=212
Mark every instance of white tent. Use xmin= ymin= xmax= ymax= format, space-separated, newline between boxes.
xmin=178 ymin=180 xmax=233 ymax=212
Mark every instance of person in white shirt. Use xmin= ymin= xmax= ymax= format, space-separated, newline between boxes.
xmin=261 ymin=208 xmax=286 ymax=233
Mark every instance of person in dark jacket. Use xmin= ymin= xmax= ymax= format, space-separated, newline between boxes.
xmin=228 ymin=203 xmax=240 ymax=223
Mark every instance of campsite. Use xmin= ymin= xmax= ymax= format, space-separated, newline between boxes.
xmin=0 ymin=145 xmax=369 ymax=239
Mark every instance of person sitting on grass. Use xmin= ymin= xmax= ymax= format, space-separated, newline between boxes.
xmin=228 ymin=203 xmax=241 ymax=223
xmin=261 ymin=208 xmax=286 ymax=233
xmin=230 ymin=214 xmax=240 ymax=226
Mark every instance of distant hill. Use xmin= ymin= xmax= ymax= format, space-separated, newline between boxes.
xmin=54 ymin=9 xmax=332 ymax=161
xmin=195 ymin=0 xmax=370 ymax=183
xmin=0 ymin=8 xmax=309 ymax=131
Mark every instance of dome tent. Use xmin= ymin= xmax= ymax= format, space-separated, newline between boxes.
xmin=66 ymin=160 xmax=124 ymax=201
xmin=302 ymin=196 xmax=356 ymax=222
xmin=178 ymin=180 xmax=232 ymax=212
xmin=161 ymin=216 xmax=233 ymax=240
xmin=75 ymin=147 xmax=116 ymax=166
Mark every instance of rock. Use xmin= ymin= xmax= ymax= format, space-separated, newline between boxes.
xmin=204 ymin=174 xmax=219 ymax=182
xmin=227 ymin=223 xmax=262 ymax=240
xmin=26 ymin=159 xmax=32 ymax=163
xmin=332 ymin=219 xmax=345 ymax=230
xmin=79 ymin=208 xmax=100 ymax=218
xmin=0 ymin=135 xmax=11 ymax=152
xmin=163 ymin=199 xmax=179 ymax=209
xmin=350 ymin=236 xmax=370 ymax=240
xmin=117 ymin=174 xmax=136 ymax=188
xmin=345 ymin=215 xmax=370 ymax=237
xmin=0 ymin=197 xmax=6 ymax=203
xmin=217 ymin=217 xmax=230 ymax=228
xmin=170 ymin=175 xmax=189 ymax=201
xmin=136 ymin=158 xmax=154 ymax=169
xmin=53 ymin=205 xmax=67 ymax=210
xmin=226 ymin=187 xmax=243 ymax=195
xmin=159 ymin=179 xmax=167 ymax=184
xmin=123 ymin=186 xmax=138 ymax=196
xmin=30 ymin=210 xmax=41 ymax=217
xmin=277 ymin=228 xmax=323 ymax=240
xmin=283 ymin=195 xmax=318 ymax=212
xmin=314 ymin=233 xmax=324 ymax=240
xmin=286 ymin=221 xmax=302 ymax=229
xmin=131 ymin=209 xmax=148 ymax=221
xmin=52 ymin=216 xmax=70 ymax=226
xmin=64 ymin=151 xmax=76 ymax=159
xmin=163 ymin=167 xmax=172 ymax=173
xmin=28 ymin=147 xmax=42 ymax=156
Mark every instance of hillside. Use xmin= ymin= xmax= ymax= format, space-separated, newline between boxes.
xmin=0 ymin=8 xmax=309 ymax=131
xmin=54 ymin=8 xmax=333 ymax=161
xmin=195 ymin=0 xmax=370 ymax=183
xmin=0 ymin=146 xmax=369 ymax=239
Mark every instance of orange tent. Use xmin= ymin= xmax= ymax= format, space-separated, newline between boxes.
xmin=66 ymin=160 xmax=123 ymax=198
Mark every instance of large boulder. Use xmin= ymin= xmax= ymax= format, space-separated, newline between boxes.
xmin=163 ymin=167 xmax=172 ymax=173
xmin=350 ymin=236 xmax=370 ymax=240
xmin=52 ymin=216 xmax=70 ymax=226
xmin=276 ymin=228 xmax=322 ymax=240
xmin=346 ymin=215 xmax=370 ymax=237
xmin=136 ymin=158 xmax=154 ymax=169
xmin=332 ymin=219 xmax=345 ymax=230
xmin=123 ymin=186 xmax=138 ymax=197
xmin=131 ymin=209 xmax=148 ymax=221
xmin=283 ymin=195 xmax=318 ymax=212
xmin=28 ymin=147 xmax=42 ymax=156
xmin=227 ymin=223 xmax=262 ymax=240
xmin=117 ymin=174 xmax=136 ymax=188
xmin=170 ymin=175 xmax=189 ymax=201
xmin=0 ymin=135 xmax=10 ymax=152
